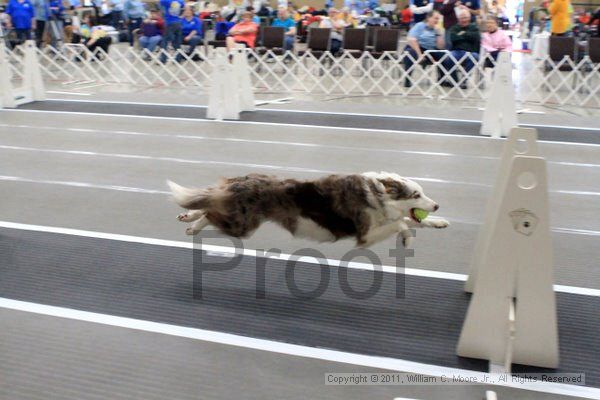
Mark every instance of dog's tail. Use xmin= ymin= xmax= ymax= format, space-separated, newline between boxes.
xmin=167 ymin=180 xmax=211 ymax=209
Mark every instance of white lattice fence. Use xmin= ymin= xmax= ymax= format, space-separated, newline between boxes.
xmin=6 ymin=44 xmax=600 ymax=108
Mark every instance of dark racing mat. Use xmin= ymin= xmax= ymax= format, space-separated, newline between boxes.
xmin=0 ymin=227 xmax=598 ymax=387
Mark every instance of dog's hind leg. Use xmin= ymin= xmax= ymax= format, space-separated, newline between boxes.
xmin=185 ymin=215 xmax=210 ymax=236
xmin=177 ymin=209 xmax=205 ymax=222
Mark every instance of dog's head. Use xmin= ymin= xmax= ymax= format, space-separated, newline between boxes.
xmin=363 ymin=172 xmax=439 ymax=222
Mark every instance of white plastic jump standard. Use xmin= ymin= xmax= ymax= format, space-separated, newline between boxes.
xmin=0 ymin=40 xmax=45 ymax=109
xmin=480 ymin=51 xmax=518 ymax=138
xmin=232 ymin=47 xmax=255 ymax=112
xmin=206 ymin=48 xmax=241 ymax=120
xmin=457 ymin=145 xmax=559 ymax=370
xmin=465 ymin=127 xmax=539 ymax=293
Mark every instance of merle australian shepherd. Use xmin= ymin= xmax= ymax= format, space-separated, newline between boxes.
xmin=168 ymin=172 xmax=449 ymax=247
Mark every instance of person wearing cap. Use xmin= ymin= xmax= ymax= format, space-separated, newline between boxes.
xmin=226 ymin=10 xmax=258 ymax=50
xmin=319 ymin=7 xmax=345 ymax=54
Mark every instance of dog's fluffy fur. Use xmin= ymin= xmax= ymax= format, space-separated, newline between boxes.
xmin=168 ymin=172 xmax=449 ymax=247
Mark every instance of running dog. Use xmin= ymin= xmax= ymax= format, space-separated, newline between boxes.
xmin=168 ymin=172 xmax=449 ymax=247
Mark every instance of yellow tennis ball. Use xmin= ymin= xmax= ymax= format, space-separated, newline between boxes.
xmin=413 ymin=208 xmax=429 ymax=222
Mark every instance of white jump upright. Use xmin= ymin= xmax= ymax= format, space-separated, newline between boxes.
xmin=0 ymin=40 xmax=45 ymax=109
xmin=480 ymin=52 xmax=517 ymax=138
xmin=457 ymin=127 xmax=559 ymax=371
xmin=232 ymin=46 xmax=255 ymax=112
xmin=206 ymin=48 xmax=241 ymax=120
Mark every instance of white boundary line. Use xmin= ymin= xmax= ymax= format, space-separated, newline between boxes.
xmin=43 ymin=98 xmax=600 ymax=132
xmin=1 ymin=123 xmax=598 ymax=169
xmin=1 ymin=145 xmax=598 ymax=197
xmin=0 ymin=176 xmax=598 ymax=237
xmin=0 ymin=221 xmax=598 ymax=297
xmin=1 ymin=297 xmax=598 ymax=399
xmin=5 ymin=109 xmax=600 ymax=148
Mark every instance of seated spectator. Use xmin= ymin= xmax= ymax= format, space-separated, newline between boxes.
xmin=443 ymin=9 xmax=480 ymax=87
xmin=246 ymin=6 xmax=261 ymax=24
xmin=481 ymin=18 xmax=511 ymax=61
xmin=319 ymin=7 xmax=345 ymax=54
xmin=343 ymin=0 xmax=366 ymax=15
xmin=400 ymin=4 xmax=412 ymax=30
xmin=139 ymin=9 xmax=164 ymax=59
xmin=214 ymin=12 xmax=235 ymax=40
xmin=403 ymin=10 xmax=445 ymax=87
xmin=5 ymin=0 xmax=35 ymax=45
xmin=178 ymin=5 xmax=203 ymax=61
xmin=226 ymin=10 xmax=258 ymax=50
xmin=364 ymin=7 xmax=390 ymax=26
xmin=77 ymin=15 xmax=112 ymax=58
xmin=271 ymin=7 xmax=296 ymax=51
xmin=339 ymin=7 xmax=358 ymax=27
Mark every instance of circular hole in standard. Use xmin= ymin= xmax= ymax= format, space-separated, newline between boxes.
xmin=517 ymin=171 xmax=537 ymax=189
xmin=514 ymin=138 xmax=528 ymax=154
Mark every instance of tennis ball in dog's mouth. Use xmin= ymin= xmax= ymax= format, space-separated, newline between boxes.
xmin=412 ymin=208 xmax=429 ymax=222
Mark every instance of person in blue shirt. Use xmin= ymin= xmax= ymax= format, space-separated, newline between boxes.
xmin=159 ymin=0 xmax=184 ymax=63
xmin=344 ymin=0 xmax=366 ymax=15
xmin=124 ymin=0 xmax=145 ymax=46
xmin=109 ymin=0 xmax=124 ymax=29
xmin=403 ymin=10 xmax=445 ymax=87
xmin=6 ymin=0 xmax=35 ymax=44
xmin=177 ymin=5 xmax=203 ymax=61
xmin=271 ymin=7 xmax=296 ymax=51
xmin=31 ymin=0 xmax=49 ymax=47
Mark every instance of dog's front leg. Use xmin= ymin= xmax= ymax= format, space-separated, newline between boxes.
xmin=358 ymin=220 xmax=406 ymax=248
xmin=404 ymin=217 xmax=450 ymax=229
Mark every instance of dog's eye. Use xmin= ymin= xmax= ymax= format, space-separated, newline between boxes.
xmin=413 ymin=193 xmax=421 ymax=199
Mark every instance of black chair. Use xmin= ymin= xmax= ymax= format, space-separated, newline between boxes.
xmin=366 ymin=25 xmax=382 ymax=49
xmin=257 ymin=26 xmax=286 ymax=55
xmin=547 ymin=36 xmax=577 ymax=71
xmin=370 ymin=28 xmax=400 ymax=58
xmin=342 ymin=28 xmax=366 ymax=57
xmin=588 ymin=37 xmax=600 ymax=64
xmin=298 ymin=27 xmax=331 ymax=57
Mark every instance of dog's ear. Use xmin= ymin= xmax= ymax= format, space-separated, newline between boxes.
xmin=379 ymin=179 xmax=412 ymax=200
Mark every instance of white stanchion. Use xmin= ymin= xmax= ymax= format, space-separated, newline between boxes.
xmin=457 ymin=151 xmax=559 ymax=370
xmin=232 ymin=47 xmax=255 ymax=112
xmin=0 ymin=40 xmax=45 ymax=109
xmin=465 ymin=127 xmax=539 ymax=293
xmin=480 ymin=52 xmax=518 ymax=138
xmin=0 ymin=41 xmax=17 ymax=108
xmin=206 ymin=48 xmax=241 ymax=120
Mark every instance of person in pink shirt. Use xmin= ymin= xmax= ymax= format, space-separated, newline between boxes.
xmin=481 ymin=18 xmax=512 ymax=61
xmin=226 ymin=11 xmax=258 ymax=51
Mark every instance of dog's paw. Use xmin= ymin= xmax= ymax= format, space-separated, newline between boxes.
xmin=400 ymin=230 xmax=414 ymax=248
xmin=426 ymin=218 xmax=450 ymax=229
xmin=185 ymin=227 xmax=198 ymax=236
xmin=178 ymin=213 xmax=191 ymax=222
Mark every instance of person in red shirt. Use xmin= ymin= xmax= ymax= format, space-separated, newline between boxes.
xmin=226 ymin=10 xmax=258 ymax=50
xmin=400 ymin=5 xmax=413 ymax=30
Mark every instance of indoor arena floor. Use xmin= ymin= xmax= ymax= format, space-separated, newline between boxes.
xmin=0 ymin=90 xmax=598 ymax=400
